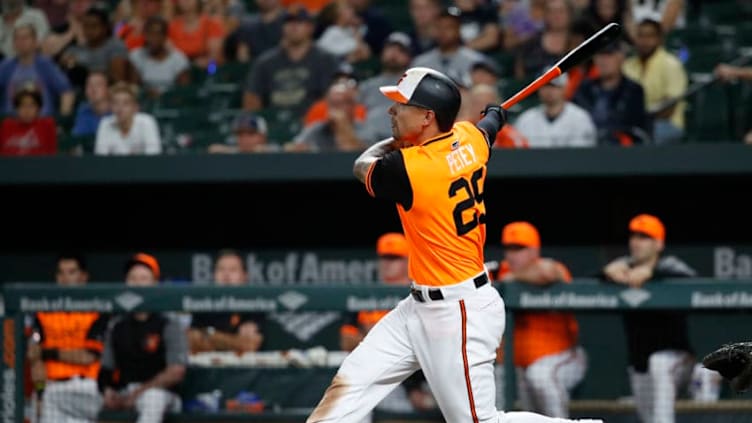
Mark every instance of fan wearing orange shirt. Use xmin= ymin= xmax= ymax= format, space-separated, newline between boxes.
xmin=495 ymin=222 xmax=587 ymax=419
xmin=169 ymin=0 xmax=226 ymax=67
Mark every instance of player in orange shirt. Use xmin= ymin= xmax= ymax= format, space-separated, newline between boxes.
xmin=495 ymin=222 xmax=587 ymax=418
xmin=309 ymin=66 xmax=602 ymax=422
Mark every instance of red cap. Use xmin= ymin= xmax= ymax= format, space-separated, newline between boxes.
xmin=629 ymin=214 xmax=665 ymax=241
xmin=377 ymin=233 xmax=408 ymax=257
xmin=125 ymin=252 xmax=161 ymax=280
xmin=501 ymin=222 xmax=541 ymax=248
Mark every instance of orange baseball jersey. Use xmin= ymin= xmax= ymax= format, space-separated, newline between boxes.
xmin=33 ymin=312 xmax=109 ymax=380
xmin=365 ymin=121 xmax=491 ymax=286
xmin=497 ymin=261 xmax=579 ymax=367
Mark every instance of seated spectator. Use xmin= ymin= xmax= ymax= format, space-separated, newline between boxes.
xmin=623 ymin=18 xmax=687 ymax=144
xmin=94 ymin=82 xmax=162 ymax=155
xmin=27 ymin=253 xmax=108 ymax=423
xmin=225 ymin=0 xmax=285 ymax=63
xmin=411 ymin=7 xmax=487 ymax=88
xmin=208 ymin=112 xmax=279 ymax=153
xmin=513 ymin=73 xmax=596 ymax=148
xmin=40 ymin=0 xmax=93 ymax=59
xmin=1 ymin=87 xmax=57 ymax=156
xmin=72 ymin=71 xmax=111 ymax=137
xmin=573 ymin=41 xmax=650 ymax=145
xmin=452 ymin=0 xmax=499 ymax=53
xmin=584 ymin=0 xmax=632 ymax=39
xmin=406 ymin=0 xmax=441 ymax=56
xmin=315 ymin=0 xmax=371 ymax=63
xmin=628 ymin=0 xmax=684 ymax=40
xmin=242 ymin=7 xmax=340 ymax=116
xmin=168 ymin=0 xmax=225 ymax=68
xmin=99 ymin=253 xmax=187 ymax=423
xmin=358 ymin=32 xmax=412 ymax=141
xmin=498 ymin=0 xmax=544 ymax=51
xmin=514 ymin=0 xmax=573 ymax=80
xmin=465 ymin=83 xmax=528 ymax=149
xmin=116 ymin=0 xmax=171 ymax=51
xmin=714 ymin=63 xmax=752 ymax=144
xmin=0 ymin=24 xmax=74 ymax=117
xmin=61 ymin=4 xmax=131 ymax=85
xmin=204 ymin=0 xmax=245 ymax=34
xmin=349 ymin=0 xmax=393 ymax=56
xmin=130 ymin=16 xmax=190 ymax=96
xmin=469 ymin=58 xmax=500 ymax=87
xmin=288 ymin=81 xmax=370 ymax=152
xmin=303 ymin=63 xmax=367 ymax=128
xmin=0 ymin=0 xmax=50 ymax=58
xmin=188 ymin=249 xmax=265 ymax=354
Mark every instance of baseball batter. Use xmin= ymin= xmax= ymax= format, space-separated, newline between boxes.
xmin=307 ymin=67 xmax=602 ymax=423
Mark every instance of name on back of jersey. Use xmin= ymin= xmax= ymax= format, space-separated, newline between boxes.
xmin=446 ymin=142 xmax=477 ymax=175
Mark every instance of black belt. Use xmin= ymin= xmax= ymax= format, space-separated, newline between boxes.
xmin=410 ymin=273 xmax=489 ymax=303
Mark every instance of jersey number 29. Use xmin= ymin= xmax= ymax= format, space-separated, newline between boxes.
xmin=449 ymin=167 xmax=486 ymax=236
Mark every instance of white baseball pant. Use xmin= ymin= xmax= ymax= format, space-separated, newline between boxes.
xmin=40 ymin=377 xmax=102 ymax=423
xmin=122 ymin=383 xmax=181 ymax=423
xmin=628 ymin=350 xmax=694 ymax=423
xmin=516 ymin=347 xmax=587 ymax=418
xmin=308 ymin=273 xmax=603 ymax=423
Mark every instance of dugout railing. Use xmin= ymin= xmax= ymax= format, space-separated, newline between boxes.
xmin=2 ymin=279 xmax=752 ymax=423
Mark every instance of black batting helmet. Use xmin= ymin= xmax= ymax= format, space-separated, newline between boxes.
xmin=379 ymin=67 xmax=461 ymax=132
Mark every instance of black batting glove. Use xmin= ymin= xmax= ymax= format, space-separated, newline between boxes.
xmin=481 ymin=104 xmax=507 ymax=126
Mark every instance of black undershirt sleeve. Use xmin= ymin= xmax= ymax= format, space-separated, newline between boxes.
xmin=368 ymin=149 xmax=414 ymax=211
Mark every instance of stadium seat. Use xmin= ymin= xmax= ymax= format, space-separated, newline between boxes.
xmin=57 ymin=133 xmax=96 ymax=154
xmin=255 ymin=108 xmax=302 ymax=145
xmin=684 ymin=80 xmax=733 ymax=142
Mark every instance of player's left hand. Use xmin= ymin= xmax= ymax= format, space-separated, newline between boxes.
xmin=703 ymin=342 xmax=752 ymax=393
xmin=481 ymin=104 xmax=507 ymax=127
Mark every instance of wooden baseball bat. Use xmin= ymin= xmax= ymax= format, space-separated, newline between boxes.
xmin=501 ymin=23 xmax=623 ymax=110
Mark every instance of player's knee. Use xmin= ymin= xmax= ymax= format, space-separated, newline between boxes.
xmin=525 ymin=363 xmax=555 ymax=391
xmin=648 ymin=352 xmax=680 ymax=375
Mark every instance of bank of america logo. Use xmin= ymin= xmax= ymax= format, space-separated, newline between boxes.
xmin=277 ymin=291 xmax=308 ymax=311
xmin=115 ymin=292 xmax=144 ymax=311
xmin=620 ymin=289 xmax=651 ymax=307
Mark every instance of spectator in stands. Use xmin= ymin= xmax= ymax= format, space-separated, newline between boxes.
xmin=40 ymin=0 xmax=93 ymax=59
xmin=584 ymin=0 xmax=632 ymax=37
xmin=303 ymin=63 xmax=367 ymax=128
xmin=204 ymin=0 xmax=243 ymax=35
xmin=0 ymin=0 xmax=50 ymax=58
xmin=498 ymin=0 xmax=544 ymax=51
xmin=411 ymin=7 xmax=487 ymax=88
xmin=452 ymin=0 xmax=499 ymax=53
xmin=628 ymin=0 xmax=685 ymax=40
xmin=33 ymin=0 xmax=69 ymax=32
xmin=600 ymin=214 xmax=696 ymax=423
xmin=406 ymin=0 xmax=441 ymax=56
xmin=514 ymin=0 xmax=573 ymax=79
xmin=714 ymin=63 xmax=752 ymax=144
xmin=0 ymin=24 xmax=74 ymax=118
xmin=99 ymin=253 xmax=187 ymax=423
xmin=288 ymin=80 xmax=370 ymax=152
xmin=208 ymin=112 xmax=279 ymax=153
xmin=358 ymin=32 xmax=412 ymax=141
xmin=130 ymin=16 xmax=191 ymax=96
xmin=469 ymin=58 xmax=500 ymax=86
xmin=280 ymin=0 xmax=330 ymax=15
xmin=315 ymin=0 xmax=371 ymax=64
xmin=72 ymin=71 xmax=110 ymax=137
xmin=61 ymin=4 xmax=130 ymax=85
xmin=513 ymin=72 xmax=597 ymax=148
xmin=464 ymin=83 xmax=529 ymax=149
xmin=242 ymin=7 xmax=340 ymax=116
xmin=494 ymin=222 xmax=587 ymax=418
xmin=168 ymin=0 xmax=225 ymax=68
xmin=94 ymin=82 xmax=162 ymax=155
xmin=116 ymin=0 xmax=172 ymax=51
xmin=1 ymin=87 xmax=57 ymax=156
xmin=226 ymin=0 xmax=285 ymax=63
xmin=348 ymin=0 xmax=393 ymax=56
xmin=27 ymin=253 xmax=108 ymax=423
xmin=188 ymin=249 xmax=265 ymax=353
xmin=623 ymin=18 xmax=687 ymax=144
xmin=573 ymin=41 xmax=650 ymax=145
xmin=339 ymin=233 xmax=437 ymax=417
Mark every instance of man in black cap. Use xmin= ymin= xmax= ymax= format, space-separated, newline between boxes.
xmin=573 ymin=41 xmax=651 ymax=146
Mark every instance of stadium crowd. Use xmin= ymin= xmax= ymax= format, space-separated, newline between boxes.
xmin=2 ymin=0 xmax=750 ymax=156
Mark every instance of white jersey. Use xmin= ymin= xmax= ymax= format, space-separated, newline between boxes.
xmin=514 ymin=103 xmax=597 ymax=148
xmin=95 ymin=113 xmax=162 ymax=155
